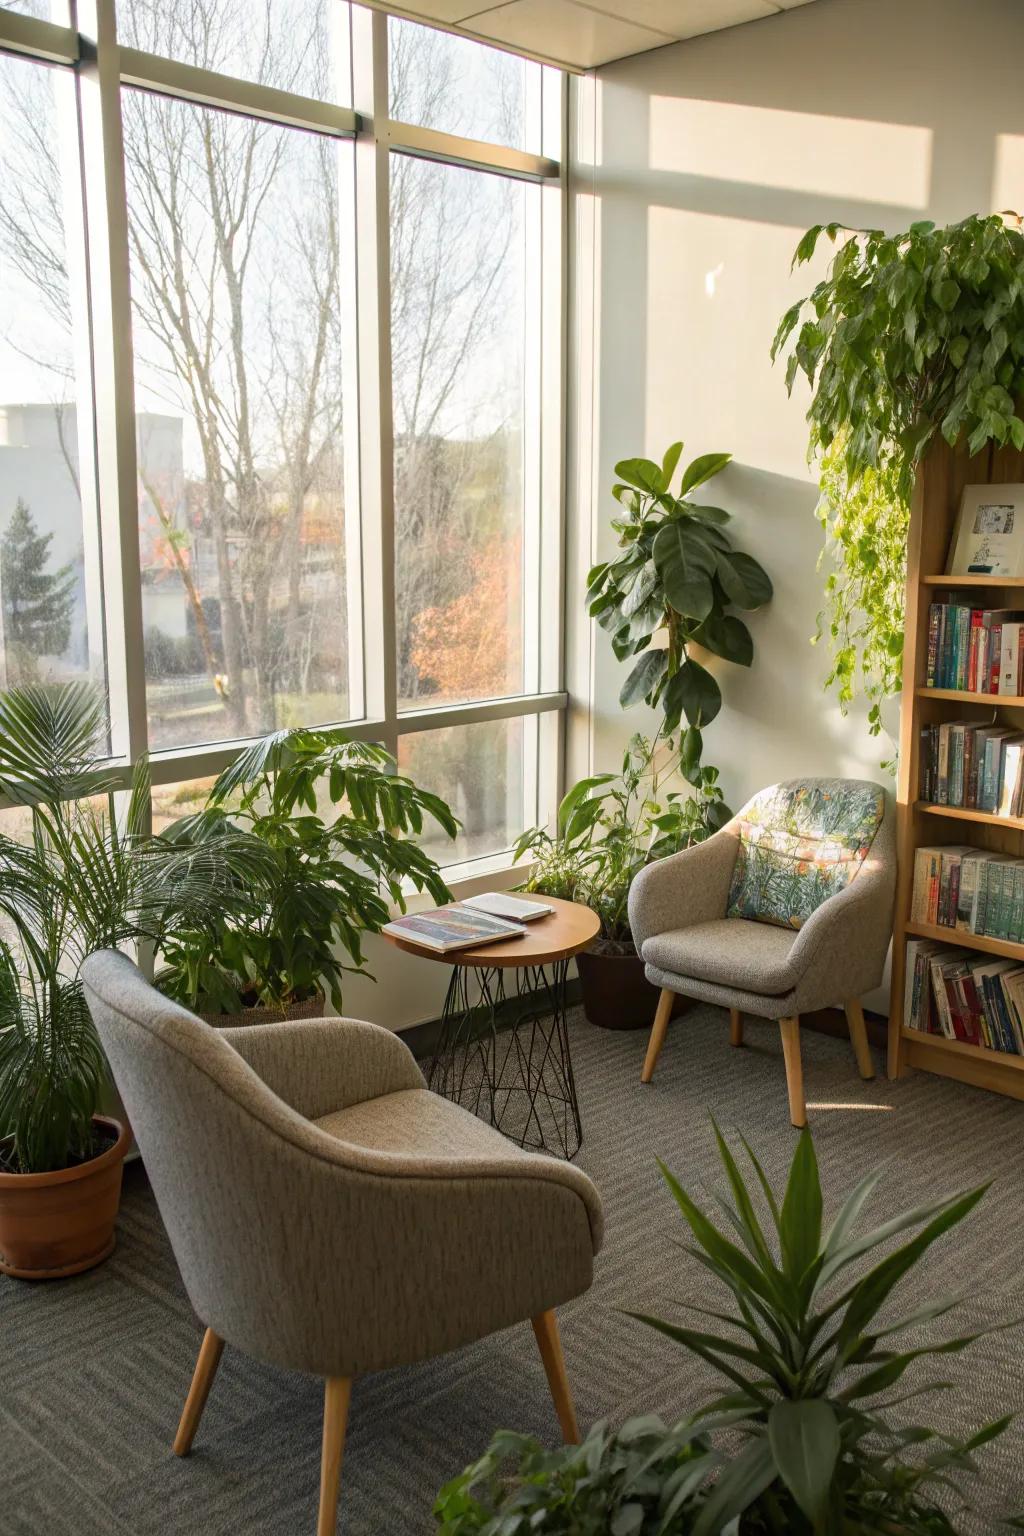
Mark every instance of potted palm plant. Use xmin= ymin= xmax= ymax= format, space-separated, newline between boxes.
xmin=156 ymin=724 xmax=460 ymax=1022
xmin=0 ymin=683 xmax=270 ymax=1279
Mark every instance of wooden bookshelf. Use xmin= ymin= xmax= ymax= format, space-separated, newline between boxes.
xmin=888 ymin=434 xmax=1024 ymax=1099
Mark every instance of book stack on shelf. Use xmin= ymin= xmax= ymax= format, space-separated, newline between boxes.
xmin=925 ymin=601 xmax=1024 ymax=694
xmin=918 ymin=721 xmax=1024 ymax=814
xmin=904 ymin=937 xmax=1024 ymax=1053
xmin=890 ymin=453 xmax=1024 ymax=1100
xmin=912 ymin=844 xmax=1024 ymax=942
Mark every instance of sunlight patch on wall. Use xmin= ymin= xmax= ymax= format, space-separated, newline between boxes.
xmin=644 ymin=203 xmax=815 ymax=482
xmin=992 ymin=134 xmax=1024 ymax=216
xmin=649 ymin=95 xmax=932 ymax=208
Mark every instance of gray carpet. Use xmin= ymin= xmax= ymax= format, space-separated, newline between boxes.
xmin=4 ymin=1005 xmax=1024 ymax=1535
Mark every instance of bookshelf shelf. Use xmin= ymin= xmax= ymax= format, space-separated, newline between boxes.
xmin=914 ymin=686 xmax=1024 ymax=705
xmin=889 ymin=434 xmax=1024 ymax=1100
xmin=921 ymin=574 xmax=1024 ymax=588
xmin=904 ymin=919 xmax=1024 ymax=963
xmin=914 ymin=800 xmax=1024 ymax=830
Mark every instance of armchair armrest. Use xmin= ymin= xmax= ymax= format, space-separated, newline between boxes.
xmin=787 ymin=836 xmax=896 ymax=1008
xmin=628 ymin=829 xmax=739 ymax=951
xmin=221 ymin=1015 xmax=426 ymax=1121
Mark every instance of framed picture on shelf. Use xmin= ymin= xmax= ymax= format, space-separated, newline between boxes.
xmin=947 ymin=483 xmax=1024 ymax=576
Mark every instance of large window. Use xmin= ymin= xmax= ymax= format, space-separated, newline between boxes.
xmin=0 ymin=2 xmax=564 ymax=869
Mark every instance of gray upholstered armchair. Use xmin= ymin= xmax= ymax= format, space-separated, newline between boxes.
xmin=81 ymin=951 xmax=602 ymax=1536
xmin=628 ymin=778 xmax=895 ymax=1127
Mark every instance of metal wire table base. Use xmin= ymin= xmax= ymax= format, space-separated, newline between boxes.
xmin=427 ymin=959 xmax=583 ymax=1160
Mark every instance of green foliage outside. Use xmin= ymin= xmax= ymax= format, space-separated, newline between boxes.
xmin=774 ymin=213 xmax=1024 ymax=741
xmin=0 ymin=499 xmax=76 ymax=681
xmin=514 ymin=733 xmax=727 ymax=948
xmin=435 ymin=1124 xmax=1020 ymax=1535
xmin=157 ymin=725 xmax=459 ymax=1016
xmin=0 ymin=684 xmax=272 ymax=1173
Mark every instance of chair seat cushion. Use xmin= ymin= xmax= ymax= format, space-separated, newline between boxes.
xmin=314 ymin=1087 xmax=541 ymax=1162
xmin=641 ymin=917 xmax=801 ymax=996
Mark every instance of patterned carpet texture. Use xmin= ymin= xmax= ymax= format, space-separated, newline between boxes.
xmin=3 ymin=1005 xmax=1024 ymax=1535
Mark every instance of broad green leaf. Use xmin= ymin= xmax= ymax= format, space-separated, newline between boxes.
xmin=619 ymin=648 xmax=668 ymax=709
xmin=679 ymin=451 xmax=732 ymax=498
xmin=660 ymin=440 xmax=683 ymax=491
xmin=556 ymin=773 xmax=614 ymax=835
xmin=768 ymin=1399 xmax=840 ymax=1525
xmin=653 ymin=522 xmax=716 ymax=620
xmin=621 ymin=561 xmax=660 ymax=619
xmin=694 ymin=614 xmax=753 ymax=666
xmin=614 ymin=456 xmax=662 ymax=493
xmin=691 ymin=1437 xmax=777 ymax=1536
xmin=673 ymin=658 xmax=721 ymax=728
xmin=716 ymin=550 xmax=773 ymax=609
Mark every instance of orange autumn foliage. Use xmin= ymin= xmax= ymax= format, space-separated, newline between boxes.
xmin=410 ymin=535 xmax=522 ymax=699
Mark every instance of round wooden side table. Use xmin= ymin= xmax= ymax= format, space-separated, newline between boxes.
xmin=383 ymin=896 xmax=600 ymax=1160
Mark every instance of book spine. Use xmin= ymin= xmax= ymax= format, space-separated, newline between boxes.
xmin=956 ymin=857 xmax=976 ymax=930
xmin=926 ymin=604 xmax=941 ymax=688
xmin=990 ymin=623 xmax=1004 ymax=693
xmin=968 ymin=610 xmax=983 ymax=692
xmin=974 ymin=860 xmax=991 ymax=933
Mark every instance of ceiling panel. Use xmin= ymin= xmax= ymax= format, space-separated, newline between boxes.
xmin=579 ymin=0 xmax=778 ymax=41
xmin=368 ymin=0 xmax=820 ymax=71
xmin=462 ymin=1 xmax=674 ymax=68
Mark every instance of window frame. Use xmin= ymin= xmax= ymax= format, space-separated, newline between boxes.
xmin=0 ymin=0 xmax=568 ymax=872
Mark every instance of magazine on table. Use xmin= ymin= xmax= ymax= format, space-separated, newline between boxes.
xmin=382 ymin=903 xmax=527 ymax=953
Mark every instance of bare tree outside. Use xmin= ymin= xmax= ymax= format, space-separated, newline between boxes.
xmin=0 ymin=3 xmax=543 ymax=856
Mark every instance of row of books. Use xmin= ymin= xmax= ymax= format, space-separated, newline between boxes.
xmin=912 ymin=845 xmax=1024 ymax=941
xmin=918 ymin=721 xmax=1024 ymax=816
xmin=904 ymin=938 xmax=1024 ymax=1052
xmin=925 ymin=602 xmax=1024 ymax=694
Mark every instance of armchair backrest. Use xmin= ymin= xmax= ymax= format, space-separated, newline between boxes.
xmin=726 ymin=777 xmax=888 ymax=931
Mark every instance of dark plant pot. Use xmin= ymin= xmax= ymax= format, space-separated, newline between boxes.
xmin=0 ymin=1115 xmax=129 ymax=1280
xmin=577 ymin=948 xmax=686 ymax=1032
xmin=198 ymin=988 xmax=327 ymax=1029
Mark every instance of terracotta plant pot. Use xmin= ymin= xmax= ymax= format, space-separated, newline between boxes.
xmin=0 ymin=1114 xmax=130 ymax=1280
xmin=198 ymin=988 xmax=327 ymax=1029
xmin=577 ymin=948 xmax=687 ymax=1031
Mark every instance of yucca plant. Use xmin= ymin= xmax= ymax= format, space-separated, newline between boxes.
xmin=435 ymin=1126 xmax=1018 ymax=1535
xmin=0 ymin=683 xmax=274 ymax=1173
xmin=630 ymin=1123 xmax=1014 ymax=1533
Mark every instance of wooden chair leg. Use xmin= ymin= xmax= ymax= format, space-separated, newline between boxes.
xmin=317 ymin=1377 xmax=352 ymax=1536
xmin=845 ymin=998 xmax=875 ymax=1081
xmin=729 ymin=1008 xmax=744 ymax=1048
xmin=173 ymin=1327 xmax=224 ymax=1456
xmin=641 ymin=988 xmax=675 ymax=1084
xmin=778 ymin=1016 xmax=807 ymax=1129
xmin=531 ymin=1310 xmax=580 ymax=1445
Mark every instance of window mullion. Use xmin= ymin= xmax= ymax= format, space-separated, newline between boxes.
xmin=350 ymin=4 xmax=397 ymax=756
xmin=76 ymin=0 xmax=148 ymax=766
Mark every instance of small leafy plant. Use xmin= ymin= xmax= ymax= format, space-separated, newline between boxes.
xmin=157 ymin=725 xmax=459 ymax=1017
xmin=434 ymin=1125 xmax=1018 ymax=1535
xmin=773 ymin=212 xmax=1024 ymax=737
xmin=587 ymin=442 xmax=772 ymax=777
xmin=514 ymin=733 xmax=728 ymax=949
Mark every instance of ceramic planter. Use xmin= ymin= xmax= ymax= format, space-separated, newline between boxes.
xmin=576 ymin=947 xmax=678 ymax=1031
xmin=0 ymin=1114 xmax=130 ymax=1280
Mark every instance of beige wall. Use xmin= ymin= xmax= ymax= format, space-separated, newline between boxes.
xmin=567 ymin=0 xmax=1024 ymax=810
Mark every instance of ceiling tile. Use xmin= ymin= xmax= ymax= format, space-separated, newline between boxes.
xmin=461 ymin=0 xmax=674 ymax=68
xmin=391 ymin=1 xmax=488 ymax=18
xmin=579 ymin=0 xmax=778 ymax=40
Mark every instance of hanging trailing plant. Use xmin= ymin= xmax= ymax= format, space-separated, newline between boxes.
xmin=773 ymin=212 xmax=1024 ymax=735
xmin=586 ymin=442 xmax=772 ymax=780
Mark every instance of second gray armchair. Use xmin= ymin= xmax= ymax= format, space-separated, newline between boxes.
xmin=82 ymin=950 xmax=603 ymax=1536
xmin=628 ymin=778 xmax=896 ymax=1127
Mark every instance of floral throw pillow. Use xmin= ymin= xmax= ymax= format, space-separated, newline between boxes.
xmin=727 ymin=779 xmax=885 ymax=931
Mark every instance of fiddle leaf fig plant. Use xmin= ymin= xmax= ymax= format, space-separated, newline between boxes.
xmin=587 ymin=443 xmax=772 ymax=775
xmin=773 ymin=213 xmax=1024 ymax=739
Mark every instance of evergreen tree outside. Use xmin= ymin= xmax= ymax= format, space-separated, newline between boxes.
xmin=0 ymin=499 xmax=76 ymax=681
